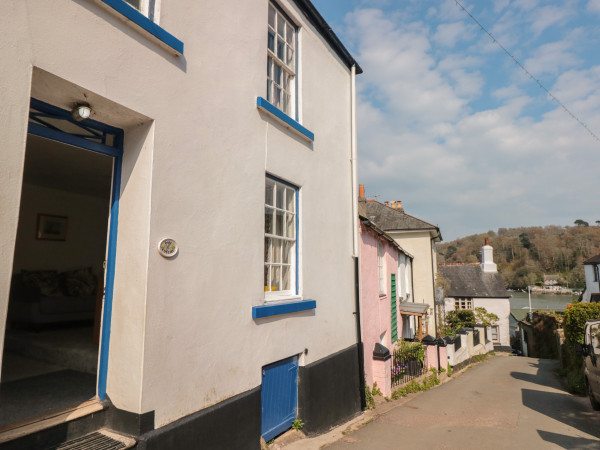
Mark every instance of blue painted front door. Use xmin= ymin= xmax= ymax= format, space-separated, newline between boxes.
xmin=261 ymin=355 xmax=299 ymax=442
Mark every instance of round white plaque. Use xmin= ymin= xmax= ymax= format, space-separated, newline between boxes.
xmin=158 ymin=238 xmax=178 ymax=258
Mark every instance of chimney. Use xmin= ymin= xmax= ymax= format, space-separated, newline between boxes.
xmin=384 ymin=201 xmax=390 ymax=206
xmin=359 ymin=184 xmax=365 ymax=198
xmin=395 ymin=200 xmax=402 ymax=210
xmin=481 ymin=239 xmax=497 ymax=273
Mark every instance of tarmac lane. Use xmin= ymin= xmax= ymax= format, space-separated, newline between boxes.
xmin=326 ymin=356 xmax=600 ymax=449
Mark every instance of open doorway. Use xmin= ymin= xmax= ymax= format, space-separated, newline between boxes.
xmin=0 ymin=112 xmax=116 ymax=426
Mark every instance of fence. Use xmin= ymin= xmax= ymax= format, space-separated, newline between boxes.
xmin=391 ymin=344 xmax=425 ymax=387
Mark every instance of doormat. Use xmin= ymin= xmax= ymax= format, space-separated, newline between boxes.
xmin=0 ymin=370 xmax=96 ymax=427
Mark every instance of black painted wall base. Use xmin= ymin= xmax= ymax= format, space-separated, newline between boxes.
xmin=298 ymin=344 xmax=362 ymax=436
xmin=136 ymin=387 xmax=261 ymax=450
xmin=109 ymin=345 xmax=361 ymax=448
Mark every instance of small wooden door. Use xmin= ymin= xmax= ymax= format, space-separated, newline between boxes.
xmin=261 ymin=355 xmax=299 ymax=442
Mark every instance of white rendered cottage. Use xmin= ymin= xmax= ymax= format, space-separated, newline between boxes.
xmin=0 ymin=1 xmax=362 ymax=447
xmin=582 ymin=254 xmax=600 ymax=303
xmin=439 ymin=240 xmax=511 ymax=350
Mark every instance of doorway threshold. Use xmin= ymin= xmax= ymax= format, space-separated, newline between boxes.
xmin=0 ymin=399 xmax=105 ymax=444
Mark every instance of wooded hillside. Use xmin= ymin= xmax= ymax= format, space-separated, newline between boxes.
xmin=437 ymin=226 xmax=600 ymax=289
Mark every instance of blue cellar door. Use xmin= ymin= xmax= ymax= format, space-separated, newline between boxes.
xmin=261 ymin=355 xmax=299 ymax=442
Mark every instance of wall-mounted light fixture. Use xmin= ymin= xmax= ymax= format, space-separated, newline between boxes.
xmin=72 ymin=103 xmax=92 ymax=121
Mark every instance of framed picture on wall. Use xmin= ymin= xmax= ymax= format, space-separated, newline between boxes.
xmin=36 ymin=214 xmax=68 ymax=241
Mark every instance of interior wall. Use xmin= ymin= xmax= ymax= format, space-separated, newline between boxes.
xmin=12 ymin=182 xmax=110 ymax=277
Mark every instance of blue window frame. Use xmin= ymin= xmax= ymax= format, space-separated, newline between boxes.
xmin=264 ymin=175 xmax=299 ymax=301
xmin=98 ymin=0 xmax=184 ymax=55
xmin=27 ymin=98 xmax=123 ymax=401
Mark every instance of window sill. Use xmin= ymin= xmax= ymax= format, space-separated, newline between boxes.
xmin=97 ymin=0 xmax=184 ymax=55
xmin=257 ymin=97 xmax=314 ymax=142
xmin=252 ymin=299 xmax=316 ymax=319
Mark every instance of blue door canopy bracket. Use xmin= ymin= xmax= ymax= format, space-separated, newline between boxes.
xmin=257 ymin=97 xmax=314 ymax=142
xmin=252 ymin=300 xmax=316 ymax=319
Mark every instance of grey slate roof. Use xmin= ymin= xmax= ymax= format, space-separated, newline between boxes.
xmin=364 ymin=201 xmax=441 ymax=240
xmin=438 ymin=264 xmax=510 ymax=299
xmin=584 ymin=254 xmax=600 ymax=265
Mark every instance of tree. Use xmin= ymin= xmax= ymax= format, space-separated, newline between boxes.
xmin=445 ymin=245 xmax=457 ymax=259
xmin=596 ymin=220 xmax=600 ymax=227
xmin=474 ymin=307 xmax=499 ymax=327
xmin=574 ymin=219 xmax=589 ymax=227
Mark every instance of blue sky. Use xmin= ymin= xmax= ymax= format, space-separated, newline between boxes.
xmin=312 ymin=0 xmax=600 ymax=241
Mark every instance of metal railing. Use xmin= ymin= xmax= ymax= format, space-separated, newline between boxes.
xmin=473 ymin=329 xmax=480 ymax=346
xmin=391 ymin=345 xmax=425 ymax=387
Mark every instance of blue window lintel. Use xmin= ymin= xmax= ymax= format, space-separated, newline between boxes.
xmin=98 ymin=0 xmax=184 ymax=55
xmin=257 ymin=97 xmax=314 ymax=142
xmin=252 ymin=299 xmax=316 ymax=319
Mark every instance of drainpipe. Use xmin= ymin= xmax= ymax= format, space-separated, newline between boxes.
xmin=431 ymin=235 xmax=438 ymax=337
xmin=351 ymin=64 xmax=358 ymax=257
xmin=350 ymin=65 xmax=365 ymax=409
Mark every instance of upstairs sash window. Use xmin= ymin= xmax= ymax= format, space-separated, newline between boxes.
xmin=267 ymin=2 xmax=296 ymax=116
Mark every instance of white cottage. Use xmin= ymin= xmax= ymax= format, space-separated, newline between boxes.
xmin=582 ymin=254 xmax=600 ymax=303
xmin=439 ymin=240 xmax=511 ymax=350
xmin=0 ymin=1 xmax=362 ymax=448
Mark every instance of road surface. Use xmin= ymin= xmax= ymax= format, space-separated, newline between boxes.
xmin=327 ymin=356 xmax=600 ymax=449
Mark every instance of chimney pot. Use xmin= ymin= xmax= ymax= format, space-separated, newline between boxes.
xmin=485 ymin=237 xmax=489 ymax=246
xmin=396 ymin=200 xmax=402 ymax=209
xmin=384 ymin=201 xmax=390 ymax=206
xmin=359 ymin=184 xmax=365 ymax=198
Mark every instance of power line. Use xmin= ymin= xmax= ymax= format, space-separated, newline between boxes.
xmin=454 ymin=0 xmax=600 ymax=143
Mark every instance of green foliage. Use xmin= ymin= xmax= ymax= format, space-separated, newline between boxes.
xmin=474 ymin=307 xmax=499 ymax=327
xmin=371 ymin=382 xmax=382 ymax=397
xmin=529 ymin=312 xmax=560 ymax=358
xmin=575 ymin=219 xmax=589 ymax=227
xmin=471 ymin=353 xmax=488 ymax=363
xmin=437 ymin=225 xmax=600 ymax=289
xmin=364 ymin=382 xmax=375 ymax=410
xmin=291 ymin=418 xmax=304 ymax=430
xmin=557 ymin=341 xmax=586 ymax=395
xmin=391 ymin=371 xmax=440 ymax=399
xmin=447 ymin=363 xmax=453 ymax=377
xmin=394 ymin=339 xmax=426 ymax=364
xmin=563 ymin=303 xmax=600 ymax=344
xmin=445 ymin=309 xmax=475 ymax=329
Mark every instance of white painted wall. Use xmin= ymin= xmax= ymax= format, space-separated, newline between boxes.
xmin=0 ymin=0 xmax=358 ymax=428
xmin=443 ymin=297 xmax=510 ymax=348
xmin=388 ymin=231 xmax=436 ymax=334
xmin=583 ymin=264 xmax=599 ymax=302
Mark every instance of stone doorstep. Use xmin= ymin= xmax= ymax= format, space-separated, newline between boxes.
xmin=0 ymin=399 xmax=105 ymax=444
xmin=276 ymin=354 xmax=499 ymax=450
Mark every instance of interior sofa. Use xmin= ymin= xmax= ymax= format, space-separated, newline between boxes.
xmin=8 ymin=269 xmax=97 ymax=326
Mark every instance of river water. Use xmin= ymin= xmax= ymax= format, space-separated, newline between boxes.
xmin=509 ymin=291 xmax=576 ymax=312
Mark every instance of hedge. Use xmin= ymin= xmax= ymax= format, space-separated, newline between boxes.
xmin=563 ymin=303 xmax=600 ymax=344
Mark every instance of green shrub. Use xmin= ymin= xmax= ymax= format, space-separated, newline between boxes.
xmin=365 ymin=383 xmax=375 ymax=410
xmin=563 ymin=303 xmax=600 ymax=344
xmin=566 ymin=367 xmax=586 ymax=395
xmin=291 ymin=418 xmax=304 ymax=430
xmin=371 ymin=382 xmax=382 ymax=397
xmin=445 ymin=309 xmax=475 ymax=329
xmin=447 ymin=363 xmax=453 ymax=377
xmin=557 ymin=341 xmax=586 ymax=395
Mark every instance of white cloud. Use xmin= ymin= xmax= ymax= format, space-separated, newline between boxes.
xmin=523 ymin=39 xmax=580 ymax=76
xmin=340 ymin=2 xmax=600 ymax=239
xmin=432 ymin=21 xmax=472 ymax=48
xmin=588 ymin=0 xmax=600 ymax=14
